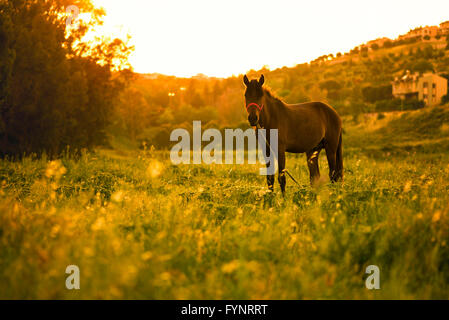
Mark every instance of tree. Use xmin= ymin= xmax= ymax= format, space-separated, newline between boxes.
xmin=116 ymin=87 xmax=150 ymax=140
xmin=350 ymin=47 xmax=359 ymax=55
xmin=441 ymin=94 xmax=449 ymax=105
xmin=0 ymin=0 xmax=133 ymax=157
xmin=412 ymin=59 xmax=434 ymax=74
xmin=383 ymin=40 xmax=393 ymax=48
xmin=319 ymin=80 xmax=342 ymax=91
xmin=362 ymin=85 xmax=393 ymax=103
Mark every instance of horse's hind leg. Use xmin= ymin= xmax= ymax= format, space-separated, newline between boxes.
xmin=324 ymin=141 xmax=338 ymax=183
xmin=335 ymin=132 xmax=344 ymax=181
xmin=306 ymin=149 xmax=321 ymax=186
xmin=267 ymin=174 xmax=275 ymax=192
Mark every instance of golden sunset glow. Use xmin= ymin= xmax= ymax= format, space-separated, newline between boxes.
xmin=90 ymin=0 xmax=449 ymax=77
xmin=3 ymin=0 xmax=449 ymax=301
xmin=88 ymin=0 xmax=449 ymax=77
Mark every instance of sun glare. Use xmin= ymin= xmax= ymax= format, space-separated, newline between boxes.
xmin=90 ymin=0 xmax=449 ymax=77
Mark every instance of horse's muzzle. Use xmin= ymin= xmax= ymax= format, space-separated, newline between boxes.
xmin=248 ymin=114 xmax=258 ymax=127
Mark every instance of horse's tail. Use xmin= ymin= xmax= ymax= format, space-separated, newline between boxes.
xmin=335 ymin=131 xmax=343 ymax=181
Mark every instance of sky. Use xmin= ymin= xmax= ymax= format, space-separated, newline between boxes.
xmin=91 ymin=0 xmax=449 ymax=78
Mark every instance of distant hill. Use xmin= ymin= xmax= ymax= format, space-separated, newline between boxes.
xmin=246 ymin=28 xmax=449 ymax=116
xmin=119 ymin=22 xmax=449 ymax=147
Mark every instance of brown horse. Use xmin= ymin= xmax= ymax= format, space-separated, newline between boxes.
xmin=244 ymin=74 xmax=343 ymax=194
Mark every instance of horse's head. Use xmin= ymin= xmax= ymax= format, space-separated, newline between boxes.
xmin=243 ymin=74 xmax=265 ymax=127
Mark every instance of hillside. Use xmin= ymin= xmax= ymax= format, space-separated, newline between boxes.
xmin=343 ymin=105 xmax=449 ymax=157
xmin=115 ymin=31 xmax=449 ymax=149
xmin=258 ymin=36 xmax=449 ymax=113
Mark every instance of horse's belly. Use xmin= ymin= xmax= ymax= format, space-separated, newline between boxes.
xmin=286 ymin=145 xmax=314 ymax=154
xmin=286 ymin=147 xmax=306 ymax=153
xmin=285 ymin=134 xmax=323 ymax=154
xmin=282 ymin=113 xmax=326 ymax=152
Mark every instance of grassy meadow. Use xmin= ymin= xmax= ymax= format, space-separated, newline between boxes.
xmin=1 ymin=107 xmax=449 ymax=299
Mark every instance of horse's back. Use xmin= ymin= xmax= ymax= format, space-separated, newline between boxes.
xmin=288 ymin=101 xmax=342 ymax=130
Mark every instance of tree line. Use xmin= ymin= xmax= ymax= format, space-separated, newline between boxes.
xmin=0 ymin=0 xmax=133 ymax=157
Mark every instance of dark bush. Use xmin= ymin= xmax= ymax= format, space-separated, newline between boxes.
xmin=362 ymin=85 xmax=393 ymax=103
xmin=376 ymin=98 xmax=425 ymax=112
xmin=375 ymin=99 xmax=402 ymax=112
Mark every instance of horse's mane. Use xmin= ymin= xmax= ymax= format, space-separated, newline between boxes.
xmin=263 ymin=87 xmax=285 ymax=106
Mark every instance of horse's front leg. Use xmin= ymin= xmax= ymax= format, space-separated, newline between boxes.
xmin=260 ymin=129 xmax=275 ymax=192
xmin=267 ymin=172 xmax=275 ymax=192
xmin=259 ymin=129 xmax=275 ymax=192
xmin=278 ymin=149 xmax=286 ymax=195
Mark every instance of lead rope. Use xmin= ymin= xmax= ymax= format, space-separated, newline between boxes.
xmin=255 ymin=124 xmax=302 ymax=188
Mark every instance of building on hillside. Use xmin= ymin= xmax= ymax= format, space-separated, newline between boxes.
xmin=399 ymin=26 xmax=440 ymax=40
xmin=141 ymin=73 xmax=162 ymax=80
xmin=440 ymin=21 xmax=449 ymax=35
xmin=192 ymin=73 xmax=209 ymax=80
xmin=367 ymin=37 xmax=391 ymax=48
xmin=421 ymin=26 xmax=440 ymax=38
xmin=392 ymin=71 xmax=448 ymax=106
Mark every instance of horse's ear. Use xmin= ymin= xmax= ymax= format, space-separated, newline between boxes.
xmin=243 ymin=75 xmax=249 ymax=86
xmin=259 ymin=74 xmax=265 ymax=86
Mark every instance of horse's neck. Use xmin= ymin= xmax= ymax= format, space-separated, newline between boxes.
xmin=261 ymin=93 xmax=282 ymax=129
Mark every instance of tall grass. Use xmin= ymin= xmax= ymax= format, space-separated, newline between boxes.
xmin=1 ymin=143 xmax=448 ymax=299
